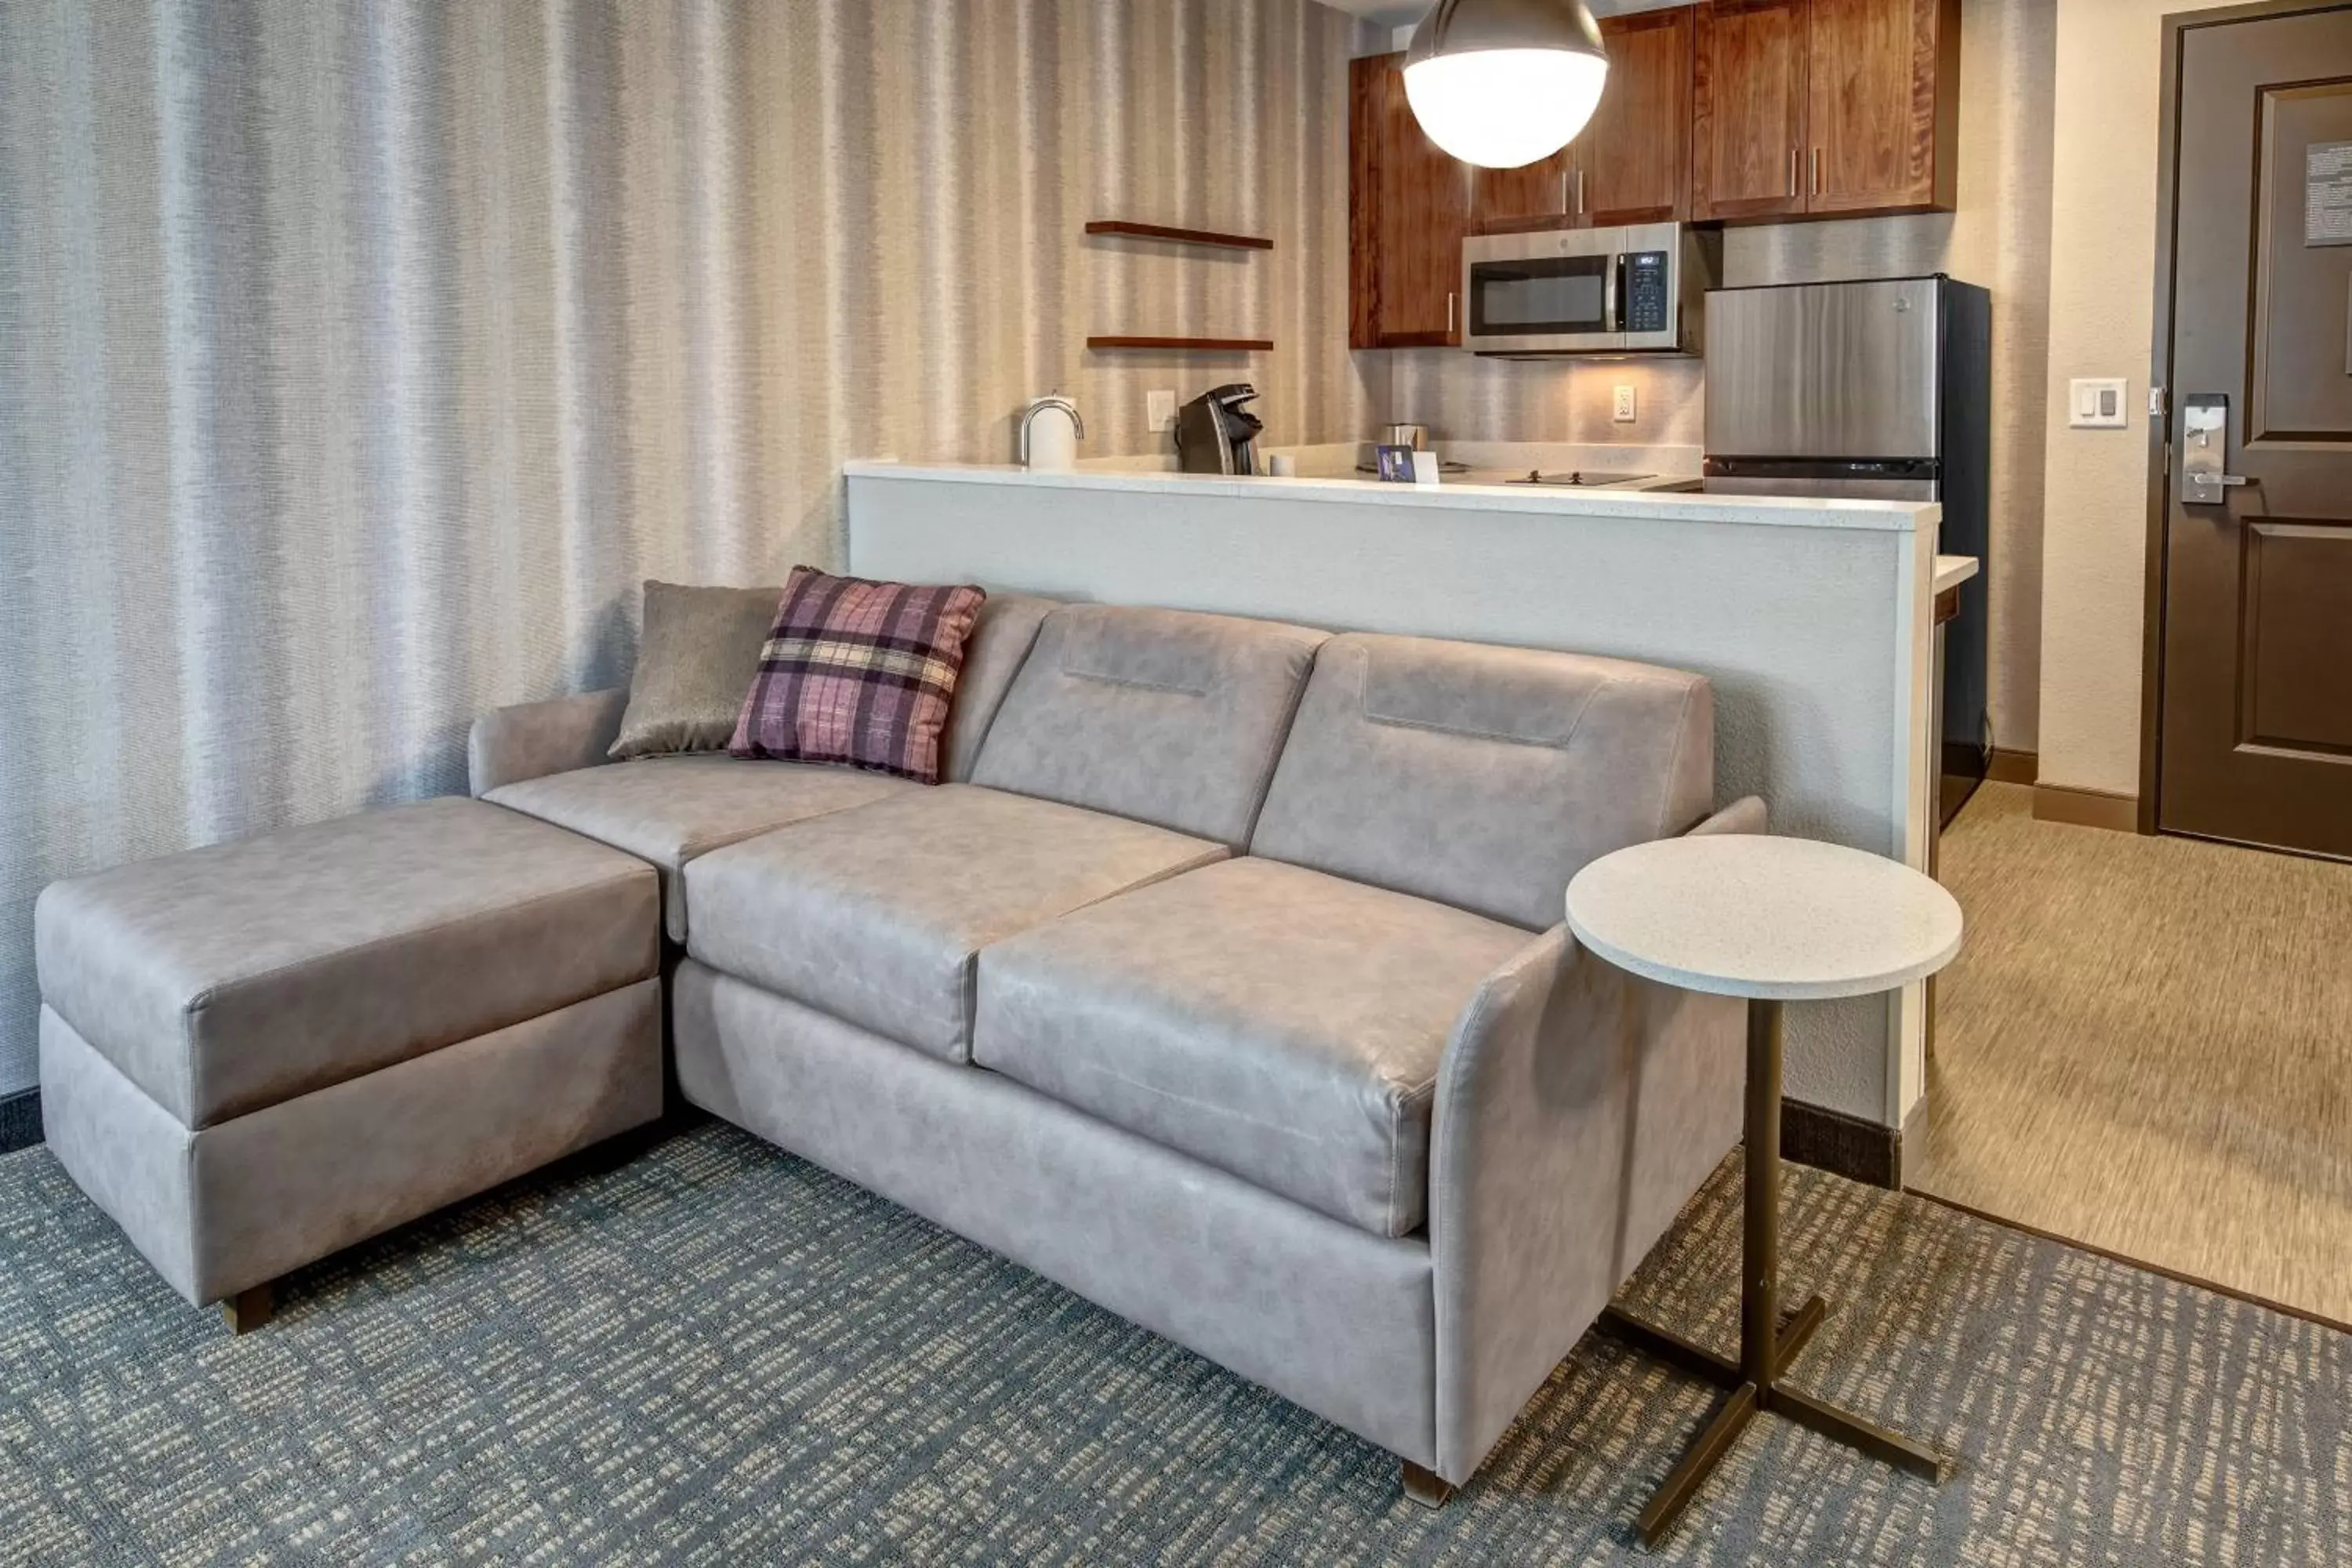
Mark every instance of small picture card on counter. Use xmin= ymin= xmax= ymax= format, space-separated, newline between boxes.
xmin=1374 ymin=445 xmax=1417 ymax=482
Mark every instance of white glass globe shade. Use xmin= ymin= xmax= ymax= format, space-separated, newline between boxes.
xmin=1403 ymin=48 xmax=1609 ymax=169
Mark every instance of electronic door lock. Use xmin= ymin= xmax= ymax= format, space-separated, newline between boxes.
xmin=2180 ymin=394 xmax=2250 ymax=505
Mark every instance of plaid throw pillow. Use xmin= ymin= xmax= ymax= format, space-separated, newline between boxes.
xmin=728 ymin=567 xmax=987 ymax=784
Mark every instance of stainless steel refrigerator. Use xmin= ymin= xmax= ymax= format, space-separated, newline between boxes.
xmin=1702 ymin=274 xmax=1991 ymax=826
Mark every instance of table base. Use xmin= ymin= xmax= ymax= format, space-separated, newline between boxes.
xmin=1599 ymin=997 xmax=1949 ymax=1549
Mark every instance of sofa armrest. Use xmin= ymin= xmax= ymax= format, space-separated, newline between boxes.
xmin=1425 ymin=811 xmax=1763 ymax=1482
xmin=1690 ymin=794 xmax=1766 ymax=837
xmin=466 ymin=688 xmax=630 ymax=797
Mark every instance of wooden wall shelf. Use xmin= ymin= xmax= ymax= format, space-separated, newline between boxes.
xmin=1086 ymin=336 xmax=1272 ymax=352
xmin=1084 ymin=221 xmax=1273 ymax=251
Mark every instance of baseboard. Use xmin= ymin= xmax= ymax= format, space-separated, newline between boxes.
xmin=2031 ymin=782 xmax=2139 ymax=833
xmin=1782 ymin=1098 xmax=1900 ymax=1190
xmin=0 ymin=1089 xmax=42 ymax=1154
xmin=1987 ymin=748 xmax=2038 ymax=785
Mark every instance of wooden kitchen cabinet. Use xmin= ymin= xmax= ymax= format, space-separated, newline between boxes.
xmin=1693 ymin=0 xmax=1958 ymax=223
xmin=1805 ymin=0 xmax=1958 ymax=214
xmin=1471 ymin=9 xmax=1693 ymax=233
xmin=1350 ymin=52 xmax=1472 ymax=348
xmin=1577 ymin=7 xmax=1697 ymax=224
xmin=1693 ymin=0 xmax=1810 ymax=220
xmin=1350 ymin=0 xmax=1958 ymax=347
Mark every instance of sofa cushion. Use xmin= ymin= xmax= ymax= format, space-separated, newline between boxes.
xmin=940 ymin=591 xmax=1058 ymax=783
xmin=968 ymin=604 xmax=1327 ymax=848
xmin=33 ymin=797 xmax=658 ymax=1129
xmin=1249 ymin=633 xmax=1713 ymax=932
xmin=684 ymin=785 xmax=1226 ymax=1062
xmin=487 ymin=755 xmax=915 ymax=944
xmin=974 ymin=856 xmax=1529 ymax=1237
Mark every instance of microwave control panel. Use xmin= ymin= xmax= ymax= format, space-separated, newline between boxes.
xmin=1624 ymin=251 xmax=1670 ymax=334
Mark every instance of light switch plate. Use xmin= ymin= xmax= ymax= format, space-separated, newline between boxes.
xmin=2069 ymin=377 xmax=2128 ymax=429
xmin=1613 ymin=384 xmax=1638 ymax=423
xmin=1147 ymin=389 xmax=1176 ymax=433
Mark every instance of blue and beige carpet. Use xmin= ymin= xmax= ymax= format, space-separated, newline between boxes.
xmin=0 ymin=1120 xmax=2343 ymax=1565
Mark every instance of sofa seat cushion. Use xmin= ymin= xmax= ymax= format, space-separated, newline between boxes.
xmin=684 ymin=785 xmax=1226 ymax=1062
xmin=33 ymin=797 xmax=659 ymax=1129
xmin=973 ymin=856 xmax=1529 ymax=1237
xmin=485 ymin=755 xmax=915 ymax=943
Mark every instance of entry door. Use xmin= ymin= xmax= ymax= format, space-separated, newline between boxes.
xmin=2157 ymin=2 xmax=2352 ymax=858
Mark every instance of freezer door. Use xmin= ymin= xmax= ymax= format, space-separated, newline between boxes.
xmin=1704 ymin=278 xmax=1941 ymax=459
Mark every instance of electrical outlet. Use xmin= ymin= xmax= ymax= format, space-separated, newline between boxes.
xmin=1147 ymin=390 xmax=1177 ymax=433
xmin=1613 ymin=384 xmax=1638 ymax=424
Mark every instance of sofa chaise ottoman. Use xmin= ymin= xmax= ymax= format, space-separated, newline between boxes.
xmin=35 ymin=797 xmax=662 ymax=1331
xmin=478 ymin=599 xmax=1759 ymax=1502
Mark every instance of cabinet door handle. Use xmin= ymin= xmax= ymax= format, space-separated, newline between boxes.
xmin=1562 ymin=168 xmax=1571 ymax=215
xmin=1577 ymin=168 xmax=1586 ymax=215
xmin=1788 ymin=147 xmax=1798 ymax=198
xmin=1810 ymin=147 xmax=1821 ymax=197
xmin=1447 ymin=291 xmax=1456 ymax=336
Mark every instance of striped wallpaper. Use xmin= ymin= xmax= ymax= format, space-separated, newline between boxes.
xmin=0 ymin=0 xmax=1379 ymax=1094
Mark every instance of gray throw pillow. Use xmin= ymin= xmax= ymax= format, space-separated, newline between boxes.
xmin=609 ymin=581 xmax=782 ymax=759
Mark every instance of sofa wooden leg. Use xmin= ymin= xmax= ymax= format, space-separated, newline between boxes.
xmin=220 ymin=1281 xmax=274 ymax=1335
xmin=1400 ymin=1459 xmax=1456 ymax=1509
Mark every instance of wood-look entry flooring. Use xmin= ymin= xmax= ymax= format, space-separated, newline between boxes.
xmin=1909 ymin=782 xmax=2352 ymax=1327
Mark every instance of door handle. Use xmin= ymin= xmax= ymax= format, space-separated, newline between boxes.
xmin=2180 ymin=393 xmax=2252 ymax=505
xmin=1576 ymin=168 xmax=1586 ymax=216
xmin=1810 ymin=147 xmax=1821 ymax=197
xmin=1788 ymin=148 xmax=1798 ymax=198
xmin=1446 ymin=291 xmax=1455 ymax=336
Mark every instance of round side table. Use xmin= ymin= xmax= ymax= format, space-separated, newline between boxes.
xmin=1565 ymin=833 xmax=1964 ymax=1550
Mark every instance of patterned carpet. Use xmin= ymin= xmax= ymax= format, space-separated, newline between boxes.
xmin=1 ymin=1120 xmax=2343 ymax=1566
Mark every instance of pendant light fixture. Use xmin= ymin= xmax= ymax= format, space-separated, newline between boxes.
xmin=1403 ymin=0 xmax=1610 ymax=170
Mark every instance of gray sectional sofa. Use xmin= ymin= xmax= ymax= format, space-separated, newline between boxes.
xmin=470 ymin=595 xmax=1755 ymax=1500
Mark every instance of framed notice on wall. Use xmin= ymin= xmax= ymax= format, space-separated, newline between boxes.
xmin=2308 ymin=140 xmax=2352 ymax=245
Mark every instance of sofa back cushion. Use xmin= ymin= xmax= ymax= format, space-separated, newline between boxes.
xmin=1250 ymin=633 xmax=1713 ymax=931
xmin=941 ymin=592 xmax=1058 ymax=784
xmin=970 ymin=605 xmax=1327 ymax=848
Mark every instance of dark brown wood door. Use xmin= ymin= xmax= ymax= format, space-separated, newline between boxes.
xmin=1693 ymin=0 xmax=1809 ymax=220
xmin=1805 ymin=0 xmax=1956 ymax=214
xmin=1349 ymin=53 xmax=1471 ymax=348
xmin=1581 ymin=7 xmax=1696 ymax=224
xmin=2157 ymin=3 xmax=2352 ymax=858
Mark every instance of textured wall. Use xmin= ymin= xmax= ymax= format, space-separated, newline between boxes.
xmin=2036 ymin=0 xmax=2240 ymax=798
xmin=0 ymin=0 xmax=1377 ymax=1096
xmin=1386 ymin=0 xmax=2056 ymax=762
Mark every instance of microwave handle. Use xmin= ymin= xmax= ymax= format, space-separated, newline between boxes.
xmin=1607 ymin=253 xmax=1624 ymax=333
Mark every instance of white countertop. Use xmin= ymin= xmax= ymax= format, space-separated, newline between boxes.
xmin=845 ymin=460 xmax=1942 ymax=534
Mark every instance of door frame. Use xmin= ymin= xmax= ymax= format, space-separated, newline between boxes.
xmin=2138 ymin=0 xmax=2352 ymax=832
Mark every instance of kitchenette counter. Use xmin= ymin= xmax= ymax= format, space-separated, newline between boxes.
xmin=840 ymin=459 xmax=1939 ymax=533
xmin=1933 ymin=554 xmax=1980 ymax=596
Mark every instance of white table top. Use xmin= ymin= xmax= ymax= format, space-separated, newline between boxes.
xmin=1564 ymin=836 xmax=1964 ymax=1001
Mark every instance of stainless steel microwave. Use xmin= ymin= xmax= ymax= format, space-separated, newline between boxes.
xmin=1461 ymin=223 xmax=1721 ymax=357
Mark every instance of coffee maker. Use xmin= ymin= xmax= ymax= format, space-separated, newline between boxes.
xmin=1174 ymin=384 xmax=1264 ymax=475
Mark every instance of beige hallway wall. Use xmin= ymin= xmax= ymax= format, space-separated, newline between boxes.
xmin=2034 ymin=0 xmax=2241 ymax=798
xmin=0 ymin=0 xmax=1377 ymax=1096
xmin=1385 ymin=0 xmax=2056 ymax=761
